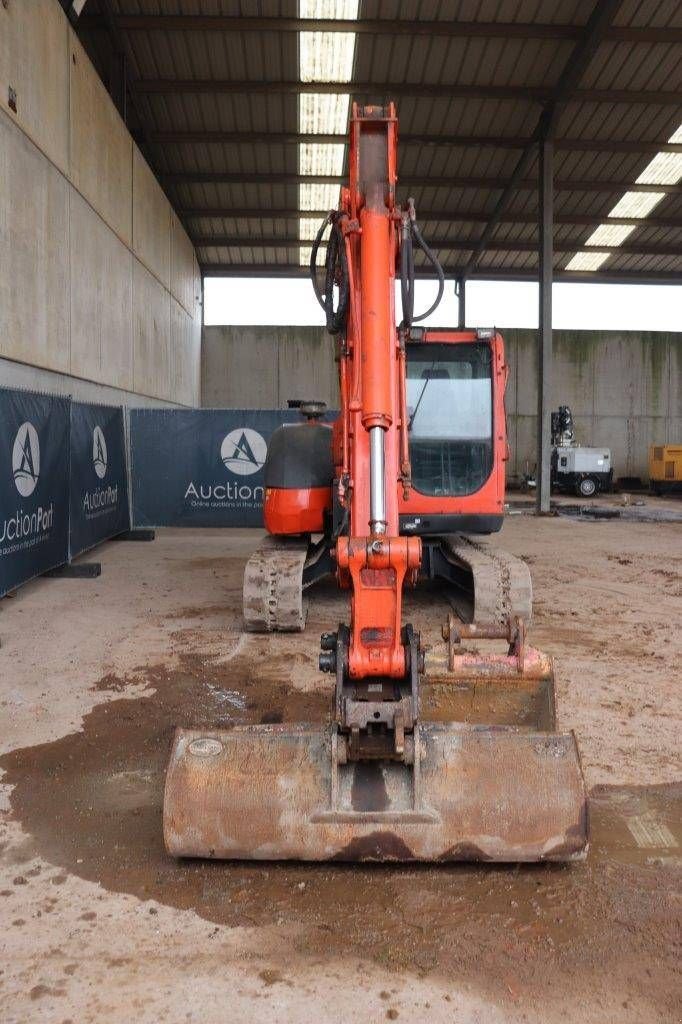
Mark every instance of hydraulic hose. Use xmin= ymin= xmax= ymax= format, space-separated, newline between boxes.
xmin=310 ymin=212 xmax=350 ymax=335
xmin=400 ymin=198 xmax=445 ymax=329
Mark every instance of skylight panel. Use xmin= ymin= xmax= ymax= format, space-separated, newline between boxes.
xmin=299 ymin=217 xmax=324 ymax=240
xmin=608 ymin=191 xmax=666 ymax=219
xmin=633 ymin=120 xmax=682 ymax=185
xmin=636 ymin=151 xmax=682 ymax=186
xmin=299 ymin=183 xmax=341 ymax=211
xmin=299 ymin=94 xmax=350 ymax=135
xmin=565 ymin=251 xmax=611 ymax=272
xmin=584 ymin=223 xmax=636 ymax=247
xmin=299 ymin=142 xmax=345 ymax=175
xmin=300 ymin=32 xmax=356 ymax=83
xmin=300 ymin=0 xmax=359 ymax=17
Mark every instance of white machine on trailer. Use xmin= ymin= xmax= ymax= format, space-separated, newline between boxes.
xmin=550 ymin=406 xmax=613 ymax=498
xmin=554 ymin=445 xmax=612 ymax=497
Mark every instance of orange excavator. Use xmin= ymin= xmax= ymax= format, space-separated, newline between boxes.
xmin=164 ymin=104 xmax=588 ymax=862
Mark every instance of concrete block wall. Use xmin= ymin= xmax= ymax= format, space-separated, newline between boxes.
xmin=504 ymin=329 xmax=681 ymax=481
xmin=0 ymin=0 xmax=201 ymax=407
xmin=202 ymin=325 xmax=681 ymax=480
xmin=202 ymin=326 xmax=339 ymax=409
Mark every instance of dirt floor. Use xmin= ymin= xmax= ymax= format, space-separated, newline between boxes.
xmin=0 ymin=503 xmax=680 ymax=1023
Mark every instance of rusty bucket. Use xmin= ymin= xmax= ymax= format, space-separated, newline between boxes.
xmin=164 ymin=708 xmax=587 ymax=863
xmin=164 ymin=629 xmax=588 ymax=863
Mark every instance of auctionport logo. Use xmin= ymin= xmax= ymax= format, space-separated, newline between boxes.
xmin=12 ymin=422 xmax=40 ymax=497
xmin=84 ymin=425 xmax=117 ymax=517
xmin=93 ymin=425 xmax=108 ymax=479
xmin=220 ymin=428 xmax=267 ymax=477
xmin=183 ymin=427 xmax=267 ymax=506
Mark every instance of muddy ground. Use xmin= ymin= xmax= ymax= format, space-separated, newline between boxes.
xmin=0 ymin=508 xmax=680 ymax=1023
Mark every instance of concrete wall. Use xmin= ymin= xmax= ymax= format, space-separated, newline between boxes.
xmin=202 ymin=325 xmax=681 ymax=480
xmin=0 ymin=1 xmax=201 ymax=407
xmin=0 ymin=357 xmax=179 ymax=409
xmin=504 ymin=329 xmax=681 ymax=481
xmin=202 ymin=326 xmax=339 ymax=409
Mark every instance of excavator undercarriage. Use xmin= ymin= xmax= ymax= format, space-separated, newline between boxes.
xmin=242 ymin=531 xmax=533 ymax=634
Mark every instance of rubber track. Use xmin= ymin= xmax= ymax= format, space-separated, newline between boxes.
xmin=244 ymin=534 xmax=533 ymax=632
xmin=441 ymin=535 xmax=533 ymax=625
xmin=243 ymin=537 xmax=310 ymax=632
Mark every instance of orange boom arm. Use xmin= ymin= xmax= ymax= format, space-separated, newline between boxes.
xmin=333 ymin=104 xmax=420 ymax=680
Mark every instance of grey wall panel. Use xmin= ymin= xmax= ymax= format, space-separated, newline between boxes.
xmin=0 ymin=357 xmax=178 ymax=408
xmin=202 ymin=328 xmax=280 ymax=408
xmin=70 ymin=190 xmax=134 ymax=391
xmin=69 ymin=34 xmax=132 ymax=247
xmin=170 ymin=210 xmax=197 ymax=317
xmin=276 ymin=328 xmax=338 ymax=407
xmin=0 ymin=0 xmax=70 ymax=175
xmin=202 ymin=326 xmax=339 ymax=410
xmin=0 ymin=2 xmax=200 ymax=408
xmin=170 ymin=297 xmax=201 ymax=409
xmin=133 ymin=261 xmax=171 ymax=402
xmin=132 ymin=146 xmax=170 ymax=289
xmin=0 ymin=114 xmax=70 ymax=375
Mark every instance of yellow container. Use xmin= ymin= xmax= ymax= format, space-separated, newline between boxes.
xmin=649 ymin=445 xmax=682 ymax=492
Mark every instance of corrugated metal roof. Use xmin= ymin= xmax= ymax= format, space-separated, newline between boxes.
xmin=75 ymin=0 xmax=682 ymax=281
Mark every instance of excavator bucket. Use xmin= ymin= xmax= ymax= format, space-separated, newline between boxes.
xmin=163 ymin=645 xmax=588 ymax=862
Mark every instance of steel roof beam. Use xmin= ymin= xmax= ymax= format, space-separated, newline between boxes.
xmin=130 ymin=79 xmax=681 ymax=106
xmin=178 ymin=207 xmax=682 ymax=229
xmin=79 ymin=15 xmax=682 ymax=44
xmin=461 ymin=0 xmax=626 ymax=279
xmin=134 ymin=81 xmax=547 ymax=101
xmin=162 ymin=171 xmax=682 ymax=194
xmin=149 ymin=130 xmax=682 ymax=155
xmin=199 ymin=264 xmax=682 ymax=284
xmin=192 ymin=235 xmax=682 ymax=257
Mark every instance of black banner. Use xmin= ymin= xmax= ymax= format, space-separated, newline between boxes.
xmin=130 ymin=408 xmax=303 ymax=527
xmin=69 ymin=402 xmax=130 ymax=558
xmin=0 ymin=388 xmax=70 ymax=596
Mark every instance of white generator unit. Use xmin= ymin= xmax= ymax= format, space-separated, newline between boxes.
xmin=553 ymin=445 xmax=613 ymax=497
xmin=547 ymin=406 xmax=613 ymax=497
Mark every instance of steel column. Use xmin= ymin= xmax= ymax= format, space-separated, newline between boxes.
xmin=456 ymin=277 xmax=466 ymax=329
xmin=536 ymin=137 xmax=553 ymax=515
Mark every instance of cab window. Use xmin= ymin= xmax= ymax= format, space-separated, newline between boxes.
xmin=406 ymin=341 xmax=493 ymax=497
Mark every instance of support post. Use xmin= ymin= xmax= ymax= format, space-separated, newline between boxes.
xmin=536 ymin=136 xmax=553 ymax=515
xmin=456 ymin=276 xmax=466 ymax=329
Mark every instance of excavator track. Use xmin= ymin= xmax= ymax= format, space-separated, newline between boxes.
xmin=243 ymin=536 xmax=310 ymax=632
xmin=439 ymin=535 xmax=533 ymax=625
xmin=244 ymin=532 xmax=532 ymax=634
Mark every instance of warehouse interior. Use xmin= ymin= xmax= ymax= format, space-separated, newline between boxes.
xmin=0 ymin=2 xmax=680 ymax=1023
